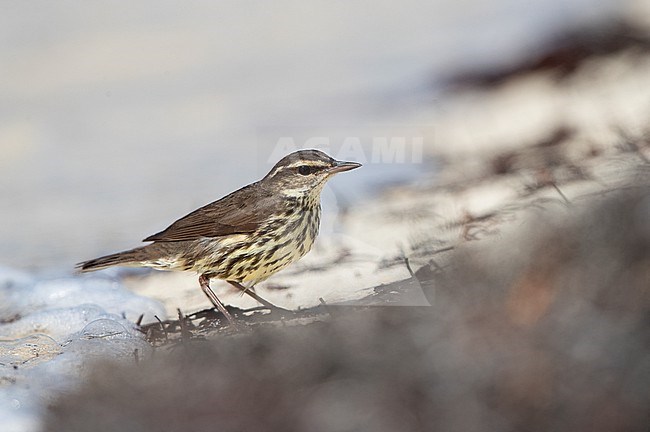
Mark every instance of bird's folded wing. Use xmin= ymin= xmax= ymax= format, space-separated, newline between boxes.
xmin=143 ymin=185 xmax=277 ymax=242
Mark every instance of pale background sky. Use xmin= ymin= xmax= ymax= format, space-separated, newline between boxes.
xmin=0 ymin=0 xmax=621 ymax=269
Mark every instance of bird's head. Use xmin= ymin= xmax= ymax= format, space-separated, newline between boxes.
xmin=263 ymin=149 xmax=361 ymax=198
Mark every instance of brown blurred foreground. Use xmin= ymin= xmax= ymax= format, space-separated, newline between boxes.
xmin=44 ymin=186 xmax=649 ymax=432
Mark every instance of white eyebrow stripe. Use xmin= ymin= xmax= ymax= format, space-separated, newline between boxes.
xmin=265 ymin=159 xmax=331 ymax=178
xmin=283 ymin=161 xmax=329 ymax=169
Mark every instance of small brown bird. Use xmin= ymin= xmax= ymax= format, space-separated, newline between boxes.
xmin=77 ymin=149 xmax=361 ymax=323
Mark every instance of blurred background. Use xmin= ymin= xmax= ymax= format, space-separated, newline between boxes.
xmin=3 ymin=2 xmax=650 ymax=431
xmin=0 ymin=0 xmax=633 ymax=270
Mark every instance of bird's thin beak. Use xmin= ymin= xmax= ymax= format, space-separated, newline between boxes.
xmin=327 ymin=160 xmax=362 ymax=174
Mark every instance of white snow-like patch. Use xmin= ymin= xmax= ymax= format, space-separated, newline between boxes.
xmin=0 ymin=267 xmax=163 ymax=432
xmin=1 ymin=275 xmax=165 ymax=326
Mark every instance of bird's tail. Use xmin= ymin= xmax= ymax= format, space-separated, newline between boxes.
xmin=76 ymin=246 xmax=150 ymax=273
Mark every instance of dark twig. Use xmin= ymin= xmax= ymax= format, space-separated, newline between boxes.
xmin=551 ymin=182 xmax=571 ymax=205
xmin=177 ymin=309 xmax=193 ymax=344
xmin=404 ymin=256 xmax=415 ymax=277
xmin=154 ymin=315 xmax=168 ymax=343
xmin=319 ymin=297 xmax=335 ymax=318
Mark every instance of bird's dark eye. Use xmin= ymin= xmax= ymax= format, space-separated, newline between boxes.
xmin=298 ymin=165 xmax=312 ymax=175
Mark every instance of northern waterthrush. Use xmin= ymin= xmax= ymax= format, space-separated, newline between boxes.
xmin=77 ymin=149 xmax=361 ymax=323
